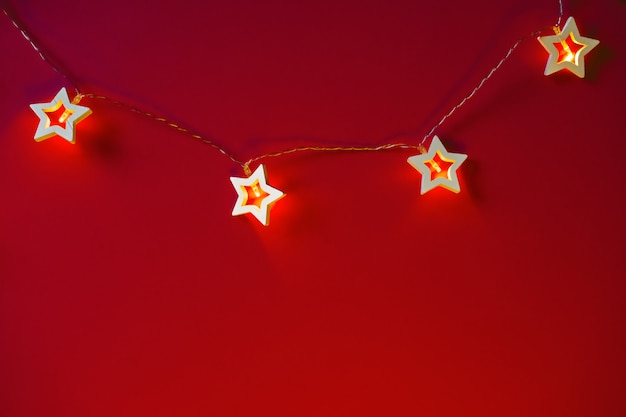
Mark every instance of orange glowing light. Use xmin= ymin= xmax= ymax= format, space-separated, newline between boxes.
xmin=230 ymin=164 xmax=285 ymax=226
xmin=428 ymin=152 xmax=454 ymax=181
xmin=251 ymin=182 xmax=262 ymax=198
xmin=428 ymin=159 xmax=442 ymax=173
xmin=560 ymin=42 xmax=575 ymax=63
xmin=244 ymin=180 xmax=271 ymax=208
xmin=58 ymin=108 xmax=74 ymax=124
xmin=554 ymin=34 xmax=585 ymax=64
xmin=58 ymin=93 xmax=86 ymax=123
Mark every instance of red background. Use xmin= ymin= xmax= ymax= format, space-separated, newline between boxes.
xmin=1 ymin=0 xmax=625 ymax=416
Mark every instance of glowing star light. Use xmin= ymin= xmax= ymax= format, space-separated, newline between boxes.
xmin=407 ymin=135 xmax=467 ymax=195
xmin=30 ymin=87 xmax=92 ymax=143
xmin=537 ymin=16 xmax=599 ymax=78
xmin=230 ymin=164 xmax=285 ymax=226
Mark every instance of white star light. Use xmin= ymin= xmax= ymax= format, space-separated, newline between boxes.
xmin=30 ymin=87 xmax=92 ymax=143
xmin=407 ymin=136 xmax=467 ymax=194
xmin=230 ymin=164 xmax=285 ymax=226
xmin=538 ymin=16 xmax=599 ymax=78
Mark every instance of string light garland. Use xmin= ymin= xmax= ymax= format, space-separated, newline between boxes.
xmin=3 ymin=0 xmax=599 ymax=225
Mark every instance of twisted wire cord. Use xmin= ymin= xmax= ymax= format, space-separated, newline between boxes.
xmin=2 ymin=8 xmax=80 ymax=96
xmin=83 ymin=94 xmax=246 ymax=166
xmin=3 ymin=0 xmax=564 ymax=171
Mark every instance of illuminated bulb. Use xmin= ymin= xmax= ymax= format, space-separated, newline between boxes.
xmin=560 ymin=39 xmax=575 ymax=63
xmin=58 ymin=94 xmax=83 ymax=123
xmin=58 ymin=109 xmax=73 ymax=123
xmin=252 ymin=182 xmax=261 ymax=198
xmin=429 ymin=160 xmax=442 ymax=173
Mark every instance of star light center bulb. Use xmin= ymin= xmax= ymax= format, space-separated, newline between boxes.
xmin=230 ymin=164 xmax=285 ymax=226
xmin=428 ymin=152 xmax=454 ymax=181
xmin=245 ymin=181 xmax=270 ymax=208
xmin=554 ymin=34 xmax=583 ymax=64
xmin=58 ymin=107 xmax=74 ymax=123
xmin=45 ymin=105 xmax=72 ymax=128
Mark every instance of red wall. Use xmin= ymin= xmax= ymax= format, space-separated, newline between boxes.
xmin=1 ymin=0 xmax=625 ymax=416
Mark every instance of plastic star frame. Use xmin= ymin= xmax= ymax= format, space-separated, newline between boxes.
xmin=537 ymin=16 xmax=599 ymax=78
xmin=230 ymin=164 xmax=285 ymax=226
xmin=30 ymin=87 xmax=92 ymax=143
xmin=407 ymin=136 xmax=467 ymax=195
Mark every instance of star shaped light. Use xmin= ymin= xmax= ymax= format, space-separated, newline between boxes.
xmin=30 ymin=87 xmax=92 ymax=143
xmin=537 ymin=16 xmax=599 ymax=78
xmin=230 ymin=164 xmax=285 ymax=226
xmin=407 ymin=136 xmax=467 ymax=195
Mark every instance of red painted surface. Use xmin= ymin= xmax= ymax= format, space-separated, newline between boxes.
xmin=1 ymin=0 xmax=625 ymax=416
